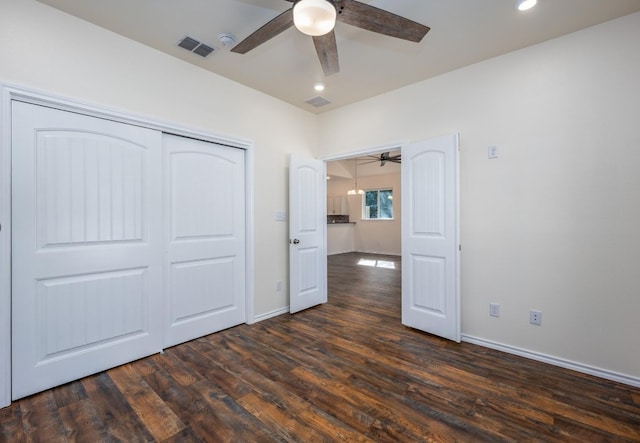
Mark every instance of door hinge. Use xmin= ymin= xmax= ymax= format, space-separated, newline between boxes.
xmin=459 ymin=244 xmax=461 ymax=251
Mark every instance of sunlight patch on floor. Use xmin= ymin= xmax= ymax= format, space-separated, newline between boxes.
xmin=357 ymin=259 xmax=396 ymax=269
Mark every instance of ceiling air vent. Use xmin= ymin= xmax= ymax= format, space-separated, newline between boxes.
xmin=178 ymin=36 xmax=199 ymax=51
xmin=177 ymin=36 xmax=215 ymax=58
xmin=192 ymin=44 xmax=214 ymax=57
xmin=305 ymin=96 xmax=331 ymax=108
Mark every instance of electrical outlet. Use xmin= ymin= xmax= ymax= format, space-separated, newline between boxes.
xmin=530 ymin=310 xmax=542 ymax=325
xmin=489 ymin=303 xmax=500 ymax=317
xmin=275 ymin=280 xmax=282 ymax=292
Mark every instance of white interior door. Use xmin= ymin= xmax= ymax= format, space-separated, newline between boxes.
xmin=289 ymin=155 xmax=327 ymax=313
xmin=163 ymin=134 xmax=245 ymax=347
xmin=11 ymin=101 xmax=163 ymax=399
xmin=401 ymin=134 xmax=460 ymax=342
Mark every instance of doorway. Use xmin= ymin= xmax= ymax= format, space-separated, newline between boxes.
xmin=326 ymin=151 xmax=402 ymax=257
xmin=319 ymin=134 xmax=461 ymax=342
xmin=325 ymin=149 xmax=403 ymax=318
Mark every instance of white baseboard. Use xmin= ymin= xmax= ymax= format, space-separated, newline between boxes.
xmin=462 ymin=334 xmax=640 ymax=388
xmin=354 ymin=250 xmax=401 ymax=256
xmin=250 ymin=307 xmax=289 ymax=324
xmin=327 ymin=249 xmax=355 ymax=256
xmin=327 ymin=250 xmax=401 ymax=256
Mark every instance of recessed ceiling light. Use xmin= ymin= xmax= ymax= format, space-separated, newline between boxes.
xmin=516 ymin=0 xmax=537 ymax=11
xmin=314 ymin=82 xmax=326 ymax=92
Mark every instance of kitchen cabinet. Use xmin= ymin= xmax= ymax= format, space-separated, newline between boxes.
xmin=327 ymin=195 xmax=349 ymax=215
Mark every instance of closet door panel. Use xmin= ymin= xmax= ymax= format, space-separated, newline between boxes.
xmin=11 ymin=101 xmax=163 ymax=400
xmin=164 ymin=134 xmax=245 ymax=347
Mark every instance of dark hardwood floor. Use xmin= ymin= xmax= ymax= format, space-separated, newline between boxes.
xmin=2 ymin=252 xmax=639 ymax=442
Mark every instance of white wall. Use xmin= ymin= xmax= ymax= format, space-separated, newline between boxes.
xmin=0 ymin=0 xmax=317 ymax=318
xmin=318 ymin=13 xmax=640 ymax=381
xmin=327 ymin=173 xmax=401 ymax=255
xmin=327 ymin=224 xmax=355 ymax=255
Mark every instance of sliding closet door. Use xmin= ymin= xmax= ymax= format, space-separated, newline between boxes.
xmin=163 ymin=134 xmax=245 ymax=347
xmin=11 ymin=101 xmax=163 ymax=400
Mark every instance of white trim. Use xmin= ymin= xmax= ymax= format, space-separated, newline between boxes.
xmin=327 ymin=249 xmax=356 ymax=256
xmin=319 ymin=141 xmax=409 ymax=162
xmin=454 ymin=133 xmax=461 ymax=343
xmin=0 ymin=87 xmax=12 ymax=409
xmin=252 ymin=307 xmax=290 ymax=323
xmin=352 ymin=250 xmax=401 ymax=256
xmin=462 ymin=335 xmax=640 ymax=388
xmin=244 ymin=146 xmax=255 ymax=325
xmin=6 ymin=87 xmax=251 ymax=149
xmin=0 ymin=82 xmax=255 ymax=408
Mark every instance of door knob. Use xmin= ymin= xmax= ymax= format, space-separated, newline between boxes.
xmin=291 ymin=238 xmax=300 ymax=245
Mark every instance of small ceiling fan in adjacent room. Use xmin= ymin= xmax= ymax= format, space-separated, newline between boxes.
xmin=360 ymin=151 xmax=401 ymax=167
xmin=231 ymin=0 xmax=430 ymax=76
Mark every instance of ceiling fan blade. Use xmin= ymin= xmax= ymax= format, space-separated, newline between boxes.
xmin=336 ymin=0 xmax=430 ymax=43
xmin=313 ymin=31 xmax=340 ymax=76
xmin=231 ymin=8 xmax=294 ymax=54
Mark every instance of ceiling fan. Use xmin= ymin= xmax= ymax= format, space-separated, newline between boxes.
xmin=231 ymin=0 xmax=430 ymax=76
xmin=360 ymin=151 xmax=401 ymax=167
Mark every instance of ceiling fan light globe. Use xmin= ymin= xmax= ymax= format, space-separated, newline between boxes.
xmin=293 ymin=0 xmax=337 ymax=36
xmin=516 ymin=0 xmax=537 ymax=11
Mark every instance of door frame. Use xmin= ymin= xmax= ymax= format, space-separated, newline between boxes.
xmin=321 ymin=142 xmax=409 ymax=164
xmin=320 ymin=137 xmax=460 ymax=332
xmin=0 ymin=83 xmax=255 ymax=408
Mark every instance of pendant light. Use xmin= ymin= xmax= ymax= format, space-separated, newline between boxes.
xmin=293 ymin=0 xmax=337 ymax=37
xmin=347 ymin=159 xmax=365 ymax=195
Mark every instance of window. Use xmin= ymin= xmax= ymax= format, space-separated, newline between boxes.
xmin=363 ymin=189 xmax=393 ymax=220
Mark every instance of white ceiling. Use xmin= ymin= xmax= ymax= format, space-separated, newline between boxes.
xmin=36 ymin=0 xmax=640 ymax=113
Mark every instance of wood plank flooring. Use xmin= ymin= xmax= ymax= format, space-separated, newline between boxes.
xmin=2 ymin=252 xmax=640 ymax=441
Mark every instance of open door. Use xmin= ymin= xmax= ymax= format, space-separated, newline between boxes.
xmin=289 ymin=155 xmax=327 ymax=313
xmin=401 ymin=134 xmax=460 ymax=342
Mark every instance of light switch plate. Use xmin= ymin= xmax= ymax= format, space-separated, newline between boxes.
xmin=275 ymin=211 xmax=287 ymax=221
xmin=488 ymin=145 xmax=499 ymax=159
